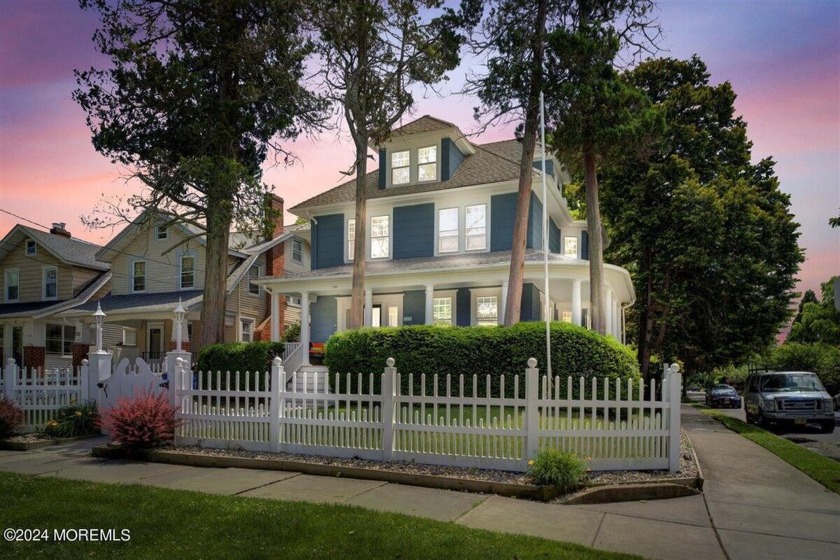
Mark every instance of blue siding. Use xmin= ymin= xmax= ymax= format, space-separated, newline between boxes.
xmin=582 ymin=230 xmax=589 ymax=260
xmin=456 ymin=288 xmax=471 ymax=326
xmin=490 ymin=193 xmax=517 ymax=251
xmin=549 ymin=218 xmax=561 ymax=253
xmin=312 ymin=214 xmax=345 ymax=270
xmin=520 ymin=283 xmax=541 ymax=322
xmin=394 ymin=204 xmax=434 ymax=259
xmin=441 ymin=137 xmax=465 ymax=181
xmin=532 ymin=159 xmax=554 ymax=179
xmin=402 ymin=291 xmax=425 ymax=325
xmin=527 ymin=193 xmax=543 ymax=250
xmin=378 ymin=148 xmax=386 ymax=189
xmin=310 ymin=296 xmax=337 ymax=343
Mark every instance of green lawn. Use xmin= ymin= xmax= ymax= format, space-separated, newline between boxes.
xmin=702 ymin=409 xmax=840 ymax=495
xmin=1 ymin=472 xmax=640 ymax=560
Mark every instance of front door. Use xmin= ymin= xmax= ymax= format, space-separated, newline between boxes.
xmin=147 ymin=323 xmax=164 ymax=361
xmin=371 ymin=305 xmax=382 ymax=328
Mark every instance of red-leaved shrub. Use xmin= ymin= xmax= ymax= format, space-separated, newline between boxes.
xmin=0 ymin=396 xmax=24 ymax=437
xmin=100 ymin=388 xmax=179 ymax=450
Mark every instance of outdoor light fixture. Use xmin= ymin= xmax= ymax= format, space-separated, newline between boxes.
xmin=93 ymin=302 xmax=106 ymax=353
xmin=173 ymin=298 xmax=186 ymax=352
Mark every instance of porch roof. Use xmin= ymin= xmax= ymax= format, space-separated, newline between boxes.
xmin=0 ymin=301 xmax=63 ymax=319
xmin=59 ymin=290 xmax=203 ymax=317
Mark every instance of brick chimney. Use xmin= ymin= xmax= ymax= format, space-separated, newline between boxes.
xmin=265 ymin=195 xmax=286 ymax=335
xmin=50 ymin=222 xmax=71 ymax=238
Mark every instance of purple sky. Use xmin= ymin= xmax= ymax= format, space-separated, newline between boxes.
xmin=1 ymin=0 xmax=838 ymax=305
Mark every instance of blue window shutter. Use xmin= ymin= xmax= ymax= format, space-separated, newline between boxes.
xmin=312 ymin=214 xmax=344 ymax=269
xmin=441 ymin=138 xmax=451 ymax=181
xmin=378 ymin=149 xmax=386 ymax=189
xmin=582 ymin=230 xmax=589 ymax=260
xmin=393 ymin=204 xmax=434 ymax=259
xmin=490 ymin=193 xmax=517 ymax=251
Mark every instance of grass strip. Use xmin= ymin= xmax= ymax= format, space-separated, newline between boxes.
xmin=0 ymin=471 xmax=639 ymax=560
xmin=702 ymin=410 xmax=840 ymax=495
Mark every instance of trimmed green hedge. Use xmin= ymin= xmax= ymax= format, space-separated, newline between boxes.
xmin=324 ymin=322 xmax=639 ymax=397
xmin=196 ymin=342 xmax=285 ymax=390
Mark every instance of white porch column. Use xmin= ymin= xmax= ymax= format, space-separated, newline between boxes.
xmin=425 ymin=284 xmax=435 ymax=325
xmin=571 ymin=280 xmax=582 ymax=326
xmin=300 ymin=291 xmax=311 ymax=365
xmin=501 ymin=280 xmax=509 ymax=320
xmin=605 ymin=289 xmax=614 ymax=337
xmin=270 ymin=291 xmax=280 ymax=342
xmin=614 ymin=301 xmax=621 ymax=339
xmin=364 ymin=289 xmax=373 ymax=327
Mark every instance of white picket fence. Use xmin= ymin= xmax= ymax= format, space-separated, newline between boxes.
xmin=1 ymin=359 xmax=89 ymax=432
xmin=174 ymin=358 xmax=683 ymax=473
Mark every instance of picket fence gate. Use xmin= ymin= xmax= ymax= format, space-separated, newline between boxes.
xmin=173 ymin=358 xmax=683 ymax=473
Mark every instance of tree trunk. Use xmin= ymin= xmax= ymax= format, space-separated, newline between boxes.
xmin=201 ymin=198 xmax=232 ymax=346
xmin=584 ymin=147 xmax=606 ymax=334
xmin=349 ymin=139 xmax=368 ymax=329
xmin=637 ymin=247 xmax=654 ymax=381
xmin=503 ymin=0 xmax=548 ymax=326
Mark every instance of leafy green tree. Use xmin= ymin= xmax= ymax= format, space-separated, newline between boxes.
xmin=829 ymin=211 xmax=839 ymax=228
xmin=600 ymin=57 xmax=803 ymax=378
xmin=311 ymin=0 xmax=465 ymax=329
xmin=464 ymin=0 xmax=660 ymax=330
xmin=788 ymin=277 xmax=840 ymax=344
xmin=74 ymin=0 xmax=324 ymax=345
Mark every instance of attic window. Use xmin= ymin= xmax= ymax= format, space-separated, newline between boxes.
xmin=25 ymin=240 xmax=36 ymax=256
xmin=156 ymin=224 xmax=168 ymax=240
xmin=391 ymin=150 xmax=410 ymax=185
xmin=418 ymin=145 xmax=437 ymax=182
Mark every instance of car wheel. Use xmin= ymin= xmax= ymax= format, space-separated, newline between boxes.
xmin=756 ymin=411 xmax=767 ymax=429
xmin=819 ymin=421 xmax=835 ymax=434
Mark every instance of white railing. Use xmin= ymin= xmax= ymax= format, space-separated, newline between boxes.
xmin=174 ymin=358 xmax=683 ymax=473
xmin=282 ymin=342 xmax=303 ymax=384
xmin=1 ymin=359 xmax=90 ymax=432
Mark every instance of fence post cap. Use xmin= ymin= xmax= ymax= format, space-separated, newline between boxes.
xmin=527 ymin=357 xmax=537 ymax=368
xmin=81 ymin=359 xmax=89 ymax=366
xmin=5 ymin=357 xmax=15 ymax=365
xmin=386 ymin=357 xmax=395 ymax=367
xmin=669 ymin=363 xmax=681 ymax=375
xmin=273 ymin=356 xmax=283 ymax=366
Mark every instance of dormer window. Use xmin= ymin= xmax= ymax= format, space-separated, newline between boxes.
xmin=418 ymin=145 xmax=437 ymax=182
xmin=25 ymin=240 xmax=37 ymax=256
xmin=391 ymin=150 xmax=410 ymax=185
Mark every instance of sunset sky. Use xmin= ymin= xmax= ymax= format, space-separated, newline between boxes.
xmin=1 ymin=0 xmax=838 ymax=303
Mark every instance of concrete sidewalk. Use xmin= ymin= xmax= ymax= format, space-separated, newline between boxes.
xmin=2 ymin=406 xmax=839 ymax=560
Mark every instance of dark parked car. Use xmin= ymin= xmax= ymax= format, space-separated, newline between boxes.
xmin=705 ymin=384 xmax=742 ymax=408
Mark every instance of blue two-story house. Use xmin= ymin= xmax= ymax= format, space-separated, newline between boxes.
xmin=260 ymin=115 xmax=635 ymax=367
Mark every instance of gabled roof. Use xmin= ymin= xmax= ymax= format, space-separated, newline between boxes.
xmin=390 ymin=115 xmax=462 ymax=136
xmin=0 ymin=225 xmax=109 ymax=271
xmin=0 ymin=271 xmax=112 ymax=319
xmin=225 ymin=225 xmax=310 ymax=294
xmin=64 ymin=289 xmax=203 ymax=316
xmin=291 ymin=139 xmax=524 ymax=213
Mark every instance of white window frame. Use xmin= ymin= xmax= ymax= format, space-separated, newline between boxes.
xmin=471 ymin=288 xmax=501 ymax=326
xmin=347 ymin=219 xmax=355 ymax=261
xmin=292 ymin=238 xmax=302 ymax=263
xmin=285 ymin=295 xmax=301 ymax=307
xmin=132 ymin=260 xmax=146 ymax=292
xmin=465 ymin=204 xmax=487 ymax=252
xmin=42 ymin=266 xmax=58 ymax=300
xmin=391 ymin=150 xmax=410 ymax=186
xmin=240 ymin=318 xmax=254 ymax=343
xmin=156 ymin=224 xmax=168 ymax=240
xmin=418 ymin=145 xmax=438 ymax=182
xmin=122 ymin=327 xmax=137 ymax=346
xmin=248 ymin=265 xmax=261 ymax=296
xmin=388 ymin=306 xmax=399 ymax=327
xmin=370 ymin=215 xmax=390 ymax=259
xmin=437 ymin=207 xmax=459 ymax=254
xmin=45 ymin=323 xmax=75 ymax=356
xmin=25 ymin=240 xmax=36 ymax=256
xmin=433 ymin=296 xmax=454 ymax=326
xmin=179 ymin=255 xmax=195 ymax=289
xmin=5 ymin=269 xmax=19 ymax=303
xmin=564 ymin=236 xmax=578 ymax=258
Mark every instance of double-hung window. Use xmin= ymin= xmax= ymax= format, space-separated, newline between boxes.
xmin=391 ymin=150 xmax=410 ymax=185
xmin=292 ymin=239 xmax=302 ymax=263
xmin=46 ymin=323 xmax=75 ymax=355
xmin=25 ymin=240 xmax=36 ymax=256
xmin=43 ymin=266 xmax=57 ymax=300
xmin=433 ymin=297 xmax=453 ymax=326
xmin=371 ymin=215 xmax=390 ymax=259
xmin=347 ymin=219 xmax=356 ymax=260
xmin=180 ymin=256 xmax=195 ymax=289
xmin=438 ymin=208 xmax=458 ymax=253
xmin=476 ymin=296 xmax=499 ymax=326
xmin=240 ymin=319 xmax=253 ymax=343
xmin=465 ymin=204 xmax=487 ymax=251
xmin=248 ymin=265 xmax=261 ymax=295
xmin=156 ymin=224 xmax=168 ymax=239
xmin=132 ymin=261 xmax=146 ymax=292
xmin=564 ymin=236 xmax=578 ymax=258
xmin=418 ymin=146 xmax=437 ymax=182
xmin=5 ymin=269 xmax=19 ymax=302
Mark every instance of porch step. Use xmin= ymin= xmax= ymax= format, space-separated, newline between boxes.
xmin=287 ymin=365 xmax=330 ymax=394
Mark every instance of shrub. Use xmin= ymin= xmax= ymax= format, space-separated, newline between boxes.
xmin=527 ymin=448 xmax=588 ymax=493
xmin=0 ymin=396 xmax=24 ymax=437
xmin=282 ymin=323 xmax=301 ymax=343
xmin=196 ymin=341 xmax=286 ymax=390
xmin=43 ymin=400 xmax=100 ymax=438
xmin=768 ymin=343 xmax=840 ymax=394
xmin=100 ymin=388 xmax=179 ymax=450
xmin=325 ymin=322 xmax=639 ymax=397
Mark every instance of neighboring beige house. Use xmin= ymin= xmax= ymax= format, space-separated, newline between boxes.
xmin=0 ymin=223 xmax=112 ymax=370
xmin=59 ymin=197 xmax=310 ymax=359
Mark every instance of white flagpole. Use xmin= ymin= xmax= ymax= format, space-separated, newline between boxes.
xmin=540 ymin=91 xmax=551 ymax=378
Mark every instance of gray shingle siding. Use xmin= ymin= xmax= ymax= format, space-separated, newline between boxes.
xmin=393 ymin=204 xmax=434 ymax=260
xmin=312 ymin=214 xmax=344 ymax=270
xmin=402 ymin=290 xmax=425 ymax=325
xmin=310 ymin=296 xmax=337 ymax=342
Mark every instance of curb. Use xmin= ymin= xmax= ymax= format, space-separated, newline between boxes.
xmin=0 ymin=435 xmax=98 ymax=451
xmin=91 ymin=445 xmax=703 ymax=503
